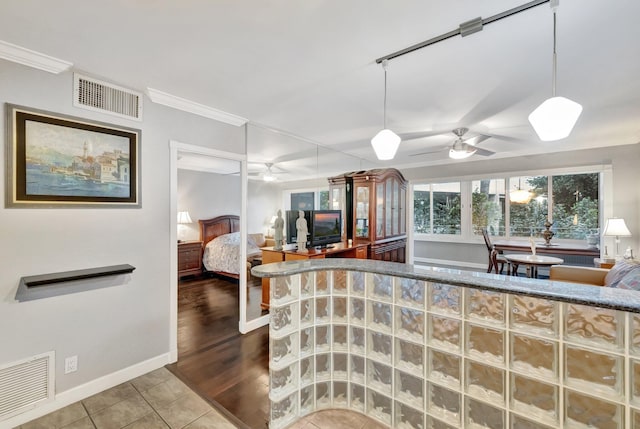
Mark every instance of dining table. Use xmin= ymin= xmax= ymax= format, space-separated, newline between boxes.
xmin=503 ymin=253 xmax=564 ymax=278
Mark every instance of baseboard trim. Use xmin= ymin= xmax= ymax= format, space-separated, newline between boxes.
xmin=2 ymin=353 xmax=172 ymax=428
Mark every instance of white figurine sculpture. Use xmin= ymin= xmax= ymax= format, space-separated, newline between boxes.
xmin=296 ymin=210 xmax=308 ymax=250
xmin=274 ymin=210 xmax=284 ymax=250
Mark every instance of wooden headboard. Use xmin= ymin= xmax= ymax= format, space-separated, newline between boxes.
xmin=199 ymin=215 xmax=240 ymax=247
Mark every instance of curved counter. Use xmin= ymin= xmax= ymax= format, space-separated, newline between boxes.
xmin=252 ymin=259 xmax=640 ymax=429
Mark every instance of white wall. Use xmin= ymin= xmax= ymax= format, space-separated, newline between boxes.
xmin=0 ymin=60 xmax=243 ymax=422
xmin=403 ymin=143 xmax=640 ymax=266
xmin=248 ymin=180 xmax=281 ymax=236
xmin=177 ymin=169 xmax=242 ymax=241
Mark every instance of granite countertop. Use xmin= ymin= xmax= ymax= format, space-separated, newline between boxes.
xmin=252 ymin=259 xmax=640 ymax=314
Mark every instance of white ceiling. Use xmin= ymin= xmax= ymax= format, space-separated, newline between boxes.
xmin=2 ymin=0 xmax=639 ymax=176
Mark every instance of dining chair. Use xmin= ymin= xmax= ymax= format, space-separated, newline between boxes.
xmin=482 ymin=228 xmax=509 ymax=274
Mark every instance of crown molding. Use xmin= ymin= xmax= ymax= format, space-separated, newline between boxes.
xmin=0 ymin=40 xmax=72 ymax=74
xmin=146 ymin=87 xmax=247 ymax=127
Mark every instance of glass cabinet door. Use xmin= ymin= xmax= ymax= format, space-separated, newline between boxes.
xmin=392 ymin=179 xmax=399 ymax=235
xmin=385 ymin=179 xmax=393 ymax=237
xmin=355 ymin=185 xmax=369 ymax=238
xmin=399 ymin=185 xmax=406 ymax=234
xmin=376 ymin=182 xmax=385 ymax=239
xmin=330 ymin=187 xmax=343 ymax=210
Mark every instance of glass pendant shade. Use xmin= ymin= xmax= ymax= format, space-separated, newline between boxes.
xmin=528 ymin=96 xmax=582 ymax=141
xmin=371 ymin=129 xmax=401 ymax=161
xmin=510 ymin=189 xmax=533 ymax=204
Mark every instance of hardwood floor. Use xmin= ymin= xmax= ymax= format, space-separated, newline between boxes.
xmin=168 ymin=274 xmax=270 ymax=429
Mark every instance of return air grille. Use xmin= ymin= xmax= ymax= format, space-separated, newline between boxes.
xmin=0 ymin=352 xmax=54 ymax=421
xmin=74 ymin=73 xmax=143 ymax=120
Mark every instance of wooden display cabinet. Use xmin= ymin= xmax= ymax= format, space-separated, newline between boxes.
xmin=328 ymin=168 xmax=407 ymax=262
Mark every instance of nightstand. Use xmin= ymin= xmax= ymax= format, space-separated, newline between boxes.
xmin=178 ymin=241 xmax=203 ymax=279
xmin=594 ymin=258 xmax=615 ymax=269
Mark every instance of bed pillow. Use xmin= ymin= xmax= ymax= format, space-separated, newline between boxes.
xmin=616 ymin=268 xmax=640 ymax=291
xmin=604 ymin=259 xmax=640 ymax=288
xmin=248 ymin=233 xmax=266 ymax=247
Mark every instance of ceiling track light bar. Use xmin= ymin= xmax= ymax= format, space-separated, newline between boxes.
xmin=375 ymin=0 xmax=550 ymax=64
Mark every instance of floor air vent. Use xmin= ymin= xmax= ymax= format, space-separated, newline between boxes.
xmin=0 ymin=352 xmax=54 ymax=421
xmin=74 ymin=73 xmax=143 ymax=121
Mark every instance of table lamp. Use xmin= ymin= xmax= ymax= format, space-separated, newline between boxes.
xmin=177 ymin=211 xmax=193 ymax=243
xmin=268 ymin=215 xmax=278 ymax=237
xmin=603 ymin=218 xmax=631 ymax=259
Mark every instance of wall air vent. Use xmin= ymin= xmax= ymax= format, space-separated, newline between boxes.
xmin=0 ymin=352 xmax=54 ymax=421
xmin=74 ymin=73 xmax=143 ymax=121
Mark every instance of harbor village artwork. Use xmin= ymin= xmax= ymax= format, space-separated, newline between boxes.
xmin=6 ymin=104 xmax=140 ymax=207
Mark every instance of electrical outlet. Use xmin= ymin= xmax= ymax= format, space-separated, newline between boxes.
xmin=64 ymin=355 xmax=78 ymax=374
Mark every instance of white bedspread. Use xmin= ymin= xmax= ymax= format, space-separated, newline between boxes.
xmin=202 ymin=232 xmax=261 ymax=274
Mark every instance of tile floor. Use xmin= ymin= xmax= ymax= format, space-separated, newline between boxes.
xmin=284 ymin=410 xmax=388 ymax=429
xmin=17 ymin=367 xmax=237 ymax=429
xmin=18 ymin=367 xmax=389 ymax=429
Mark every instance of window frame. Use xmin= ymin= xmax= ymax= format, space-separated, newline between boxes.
xmin=410 ymin=164 xmax=608 ymax=245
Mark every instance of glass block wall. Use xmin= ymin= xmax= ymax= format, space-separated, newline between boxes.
xmin=268 ymin=269 xmax=640 ymax=429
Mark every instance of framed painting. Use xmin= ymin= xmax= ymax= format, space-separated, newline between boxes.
xmin=291 ymin=192 xmax=314 ymax=210
xmin=5 ymin=104 xmax=141 ymax=208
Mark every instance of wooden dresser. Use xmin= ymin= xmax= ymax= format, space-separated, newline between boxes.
xmin=178 ymin=240 xmax=203 ymax=279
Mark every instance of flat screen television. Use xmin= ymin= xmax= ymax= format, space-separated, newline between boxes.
xmin=285 ymin=210 xmax=312 ymax=246
xmin=311 ymin=210 xmax=342 ymax=248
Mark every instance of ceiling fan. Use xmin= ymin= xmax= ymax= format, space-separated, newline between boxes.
xmin=248 ymin=162 xmax=283 ymax=181
xmin=406 ymin=127 xmax=496 ymax=160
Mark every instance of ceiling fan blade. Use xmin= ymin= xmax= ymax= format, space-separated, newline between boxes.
xmin=474 ymin=147 xmax=495 ymax=156
xmin=397 ymin=130 xmax=445 ymax=141
xmin=409 ymin=145 xmax=449 ymax=157
xmin=465 ymin=134 xmax=491 ymax=146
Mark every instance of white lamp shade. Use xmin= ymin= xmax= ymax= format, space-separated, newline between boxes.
xmin=177 ymin=211 xmax=193 ymax=224
xmin=263 ymin=173 xmax=276 ymax=182
xmin=603 ymin=218 xmax=631 ymax=237
xmin=371 ymin=129 xmax=401 ymax=160
xmin=528 ymin=96 xmax=583 ymax=141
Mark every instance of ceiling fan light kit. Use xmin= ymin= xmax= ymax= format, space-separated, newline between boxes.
xmin=528 ymin=0 xmax=582 ymax=141
xmin=262 ymin=162 xmax=277 ymax=182
xmin=449 ymin=145 xmax=477 ymax=159
xmin=371 ymin=59 xmax=401 ymax=161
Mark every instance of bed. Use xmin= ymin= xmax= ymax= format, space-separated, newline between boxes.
xmin=198 ymin=215 xmax=264 ymax=279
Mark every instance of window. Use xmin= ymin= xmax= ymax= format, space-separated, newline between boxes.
xmin=551 ymin=173 xmax=598 ymax=239
xmin=509 ymin=175 xmax=548 ymax=237
xmin=472 ymin=179 xmax=505 ymax=236
xmin=319 ymin=190 xmax=329 ymax=210
xmin=413 ymin=185 xmax=430 ymax=233
xmin=413 ymin=182 xmax=461 ymax=235
xmin=413 ymin=170 xmax=600 ymax=241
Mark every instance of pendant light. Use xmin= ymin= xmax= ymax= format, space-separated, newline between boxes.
xmin=528 ymin=0 xmax=582 ymax=141
xmin=510 ymin=178 xmax=533 ymax=204
xmin=371 ymin=60 xmax=401 ymax=160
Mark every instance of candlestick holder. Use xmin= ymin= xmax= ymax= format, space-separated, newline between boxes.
xmin=542 ymin=220 xmax=554 ymax=245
